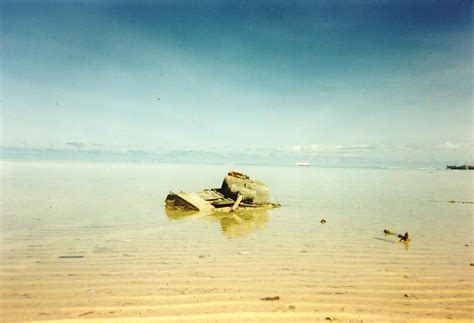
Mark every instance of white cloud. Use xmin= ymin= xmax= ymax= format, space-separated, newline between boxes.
xmin=281 ymin=144 xmax=379 ymax=154
xmin=435 ymin=142 xmax=473 ymax=150
xmin=280 ymin=142 xmax=473 ymax=156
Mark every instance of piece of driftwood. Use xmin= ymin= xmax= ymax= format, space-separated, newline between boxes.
xmin=260 ymin=296 xmax=280 ymax=301
xmin=231 ymin=195 xmax=243 ymax=212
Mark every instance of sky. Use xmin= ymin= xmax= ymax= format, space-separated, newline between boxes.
xmin=0 ymin=1 xmax=472 ymax=166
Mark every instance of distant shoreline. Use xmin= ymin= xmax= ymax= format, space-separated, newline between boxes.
xmin=0 ymin=146 xmax=465 ymax=171
xmin=0 ymin=158 xmax=451 ymax=171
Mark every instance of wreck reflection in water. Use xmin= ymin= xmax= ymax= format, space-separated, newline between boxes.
xmin=165 ymin=208 xmax=269 ymax=238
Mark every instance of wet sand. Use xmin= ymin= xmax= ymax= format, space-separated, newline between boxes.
xmin=1 ymin=161 xmax=473 ymax=322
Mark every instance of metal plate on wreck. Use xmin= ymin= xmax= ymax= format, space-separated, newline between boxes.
xmin=165 ymin=192 xmax=215 ymax=212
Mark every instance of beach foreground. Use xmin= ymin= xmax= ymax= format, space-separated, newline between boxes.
xmin=1 ymin=161 xmax=473 ymax=322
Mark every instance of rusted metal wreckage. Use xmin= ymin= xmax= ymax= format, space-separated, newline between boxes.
xmin=165 ymin=171 xmax=280 ymax=213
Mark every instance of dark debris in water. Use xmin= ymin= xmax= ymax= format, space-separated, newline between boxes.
xmin=398 ymin=232 xmax=410 ymax=242
xmin=383 ymin=229 xmax=410 ymax=242
xmin=404 ymin=293 xmax=418 ymax=299
xmin=198 ymin=254 xmax=211 ymax=258
xmin=78 ymin=311 xmax=94 ymax=317
xmin=260 ymin=296 xmax=280 ymax=301
xmin=448 ymin=200 xmax=474 ymax=204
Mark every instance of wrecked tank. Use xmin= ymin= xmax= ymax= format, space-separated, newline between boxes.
xmin=165 ymin=171 xmax=280 ymax=213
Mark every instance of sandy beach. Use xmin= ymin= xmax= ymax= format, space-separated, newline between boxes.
xmin=1 ymin=161 xmax=473 ymax=322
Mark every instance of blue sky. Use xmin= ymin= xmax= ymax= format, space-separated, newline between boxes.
xmin=1 ymin=1 xmax=472 ymax=166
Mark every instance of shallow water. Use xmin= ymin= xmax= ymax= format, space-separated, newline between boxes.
xmin=1 ymin=161 xmax=473 ymax=322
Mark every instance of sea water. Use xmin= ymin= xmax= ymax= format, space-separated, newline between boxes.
xmin=1 ymin=161 xmax=472 ymax=321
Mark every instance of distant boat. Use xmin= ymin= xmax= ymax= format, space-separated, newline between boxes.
xmin=296 ymin=162 xmax=310 ymax=166
xmin=446 ymin=165 xmax=474 ymax=170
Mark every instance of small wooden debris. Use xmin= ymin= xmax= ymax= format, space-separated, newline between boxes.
xmin=260 ymin=296 xmax=280 ymax=301
xmin=404 ymin=293 xmax=417 ymax=299
xmin=320 ymin=219 xmax=326 ymax=224
xmin=78 ymin=311 xmax=94 ymax=317
xmin=398 ymin=232 xmax=410 ymax=242
xmin=384 ymin=229 xmax=394 ymax=235
xmin=231 ymin=194 xmax=243 ymax=212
